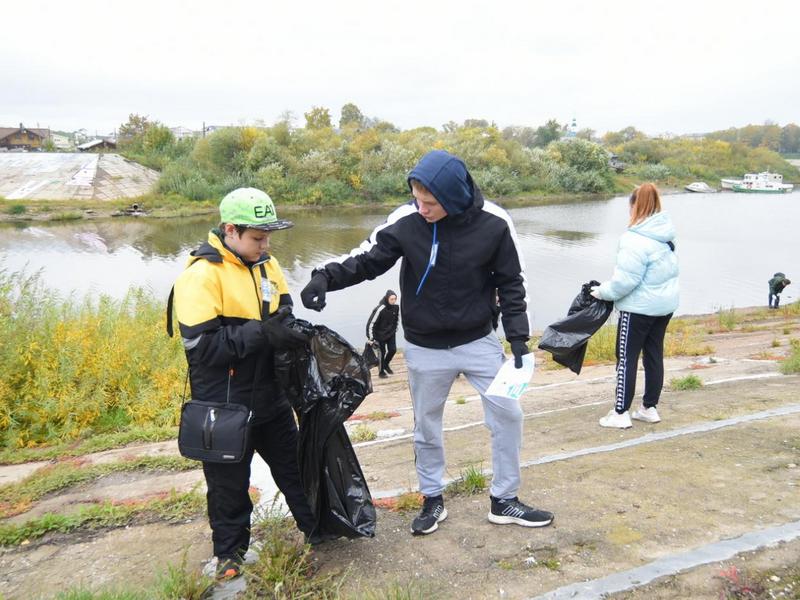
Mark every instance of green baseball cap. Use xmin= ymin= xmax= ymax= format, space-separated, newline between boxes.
xmin=219 ymin=187 xmax=293 ymax=231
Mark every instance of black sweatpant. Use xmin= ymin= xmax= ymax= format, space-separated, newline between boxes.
xmin=202 ymin=403 xmax=314 ymax=560
xmin=378 ymin=335 xmax=396 ymax=372
xmin=769 ymin=292 xmax=781 ymax=308
xmin=614 ymin=311 xmax=672 ymax=414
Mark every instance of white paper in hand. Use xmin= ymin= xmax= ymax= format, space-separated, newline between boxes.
xmin=485 ymin=354 xmax=535 ymax=400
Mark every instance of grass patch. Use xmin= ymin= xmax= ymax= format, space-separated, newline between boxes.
xmin=247 ymin=506 xmax=345 ymax=599
xmin=0 ymin=455 xmax=197 ymax=518
xmin=445 ymin=464 xmax=488 ymax=496
xmin=5 ymin=204 xmax=26 ymax=215
xmin=50 ymin=211 xmax=83 ymax=221
xmin=454 ymin=396 xmax=466 ymax=405
xmin=780 ymin=339 xmax=800 ymax=374
xmin=0 ymin=425 xmax=178 ymax=465
xmin=350 ymin=423 xmax=377 ymax=443
xmin=582 ymin=320 xmax=713 ymax=365
xmin=0 ymin=488 xmax=204 ymax=546
xmin=584 ymin=325 xmax=617 ymax=364
xmin=716 ymin=307 xmax=738 ymax=332
xmin=665 ymin=319 xmax=715 ymax=356
xmin=670 ymin=374 xmax=704 ymax=391
xmin=55 ymin=552 xmax=212 ymax=599
xmin=393 ymin=492 xmax=423 ymax=512
xmin=771 ymin=338 xmax=781 ymax=348
xmin=354 ymin=580 xmax=439 ymax=599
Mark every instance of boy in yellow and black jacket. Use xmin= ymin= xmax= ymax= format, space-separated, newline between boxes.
xmin=173 ymin=187 xmax=314 ymax=578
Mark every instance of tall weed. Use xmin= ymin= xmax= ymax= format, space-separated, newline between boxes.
xmin=0 ymin=269 xmax=184 ymax=448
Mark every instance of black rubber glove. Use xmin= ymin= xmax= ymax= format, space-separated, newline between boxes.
xmin=300 ymin=272 xmax=328 ymax=311
xmin=509 ymin=339 xmax=530 ymax=369
xmin=262 ymin=307 xmax=309 ymax=350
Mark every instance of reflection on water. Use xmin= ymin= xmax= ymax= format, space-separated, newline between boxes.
xmin=541 ymin=229 xmax=598 ymax=245
xmin=1 ymin=192 xmax=798 ymax=346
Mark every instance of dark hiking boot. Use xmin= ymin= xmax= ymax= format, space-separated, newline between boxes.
xmin=488 ymin=496 xmax=553 ymax=528
xmin=379 ymin=371 xmax=388 ymax=379
xmin=411 ymin=495 xmax=447 ymax=535
xmin=384 ymin=365 xmax=394 ymax=375
xmin=215 ymin=557 xmax=242 ymax=580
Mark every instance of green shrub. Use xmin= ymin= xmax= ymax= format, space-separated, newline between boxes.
xmin=670 ymin=374 xmax=703 ymax=390
xmin=780 ymin=339 xmax=800 ymax=374
xmin=5 ymin=204 xmax=26 ymax=215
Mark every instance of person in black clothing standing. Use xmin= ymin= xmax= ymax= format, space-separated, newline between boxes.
xmin=366 ymin=290 xmax=400 ymax=378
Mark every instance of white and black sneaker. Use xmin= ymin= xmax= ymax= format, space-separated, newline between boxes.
xmin=411 ymin=495 xmax=447 ymax=535
xmin=488 ymin=496 xmax=554 ymax=528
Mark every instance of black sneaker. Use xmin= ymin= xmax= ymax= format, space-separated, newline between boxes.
xmin=411 ymin=495 xmax=447 ymax=535
xmin=379 ymin=371 xmax=388 ymax=379
xmin=488 ymin=496 xmax=553 ymax=528
xmin=384 ymin=365 xmax=394 ymax=375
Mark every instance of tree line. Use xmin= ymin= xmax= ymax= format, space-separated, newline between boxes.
xmin=117 ymin=106 xmax=799 ymax=205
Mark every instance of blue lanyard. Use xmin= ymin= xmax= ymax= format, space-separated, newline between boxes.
xmin=416 ymin=222 xmax=438 ymax=296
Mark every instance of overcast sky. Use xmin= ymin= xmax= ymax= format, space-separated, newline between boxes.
xmin=3 ymin=0 xmax=798 ymax=136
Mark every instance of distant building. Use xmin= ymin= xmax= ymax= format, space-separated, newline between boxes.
xmin=169 ymin=126 xmax=198 ymax=140
xmin=0 ymin=124 xmax=51 ymax=150
xmin=73 ymin=128 xmax=90 ymax=144
xmin=561 ymin=117 xmax=578 ymax=141
xmin=51 ymin=133 xmax=74 ymax=150
xmin=77 ymin=138 xmax=117 ymax=152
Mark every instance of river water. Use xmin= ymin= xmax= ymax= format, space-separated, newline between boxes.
xmin=1 ymin=191 xmax=797 ymax=346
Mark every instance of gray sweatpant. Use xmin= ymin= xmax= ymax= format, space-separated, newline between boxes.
xmin=404 ymin=333 xmax=524 ymax=499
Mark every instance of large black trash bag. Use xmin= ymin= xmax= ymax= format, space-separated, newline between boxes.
xmin=274 ymin=318 xmax=376 ymax=539
xmin=538 ymin=280 xmax=614 ymax=375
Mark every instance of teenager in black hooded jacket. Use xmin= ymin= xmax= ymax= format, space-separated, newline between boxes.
xmin=301 ymin=150 xmax=553 ymax=537
xmin=366 ymin=289 xmax=400 ymax=378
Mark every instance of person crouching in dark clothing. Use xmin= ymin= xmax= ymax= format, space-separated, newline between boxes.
xmin=366 ymin=290 xmax=400 ymax=378
xmin=768 ymin=272 xmax=791 ymax=309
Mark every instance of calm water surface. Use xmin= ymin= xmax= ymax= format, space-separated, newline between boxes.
xmin=1 ymin=192 xmax=797 ymax=346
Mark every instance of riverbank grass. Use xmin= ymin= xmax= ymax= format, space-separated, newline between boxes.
xmin=0 ymin=270 xmax=185 ymax=450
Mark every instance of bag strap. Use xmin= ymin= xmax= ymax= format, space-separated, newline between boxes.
xmin=166 ymin=286 xmax=175 ymax=337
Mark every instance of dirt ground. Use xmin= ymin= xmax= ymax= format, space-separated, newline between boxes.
xmin=1 ymin=308 xmax=799 ymax=599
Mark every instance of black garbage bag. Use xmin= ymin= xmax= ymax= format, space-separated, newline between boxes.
xmin=538 ymin=280 xmax=614 ymax=375
xmin=274 ymin=318 xmax=376 ymax=539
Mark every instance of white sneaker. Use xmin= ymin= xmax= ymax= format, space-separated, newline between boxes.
xmin=599 ymin=409 xmax=632 ymax=428
xmin=632 ymin=406 xmax=661 ymax=423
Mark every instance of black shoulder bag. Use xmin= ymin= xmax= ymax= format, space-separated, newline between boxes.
xmin=166 ymin=265 xmax=268 ymax=463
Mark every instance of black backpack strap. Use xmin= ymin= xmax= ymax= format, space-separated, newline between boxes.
xmin=667 ymin=241 xmax=675 ymax=252
xmin=166 ymin=286 xmax=175 ymax=337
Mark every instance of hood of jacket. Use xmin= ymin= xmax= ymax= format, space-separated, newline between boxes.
xmin=407 ymin=150 xmax=476 ymax=217
xmin=382 ymin=289 xmax=397 ymax=307
xmin=629 ymin=211 xmax=676 ymax=244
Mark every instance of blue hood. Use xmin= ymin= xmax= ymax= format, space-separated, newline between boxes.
xmin=407 ymin=150 xmax=475 ymax=216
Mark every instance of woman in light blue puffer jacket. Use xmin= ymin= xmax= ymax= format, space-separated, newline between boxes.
xmin=590 ymin=183 xmax=679 ymax=429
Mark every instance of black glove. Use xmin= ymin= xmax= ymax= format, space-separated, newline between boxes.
xmin=262 ymin=307 xmax=309 ymax=350
xmin=300 ymin=272 xmax=328 ymax=311
xmin=509 ymin=339 xmax=530 ymax=369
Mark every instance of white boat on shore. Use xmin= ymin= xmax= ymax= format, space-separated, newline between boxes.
xmin=731 ymin=172 xmax=793 ymax=194
xmin=685 ymin=182 xmax=716 ymax=193
xmin=720 ymin=177 xmax=741 ymax=190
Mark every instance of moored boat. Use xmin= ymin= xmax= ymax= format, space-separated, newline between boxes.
xmin=685 ymin=182 xmax=716 ymax=193
xmin=731 ymin=172 xmax=793 ymax=194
